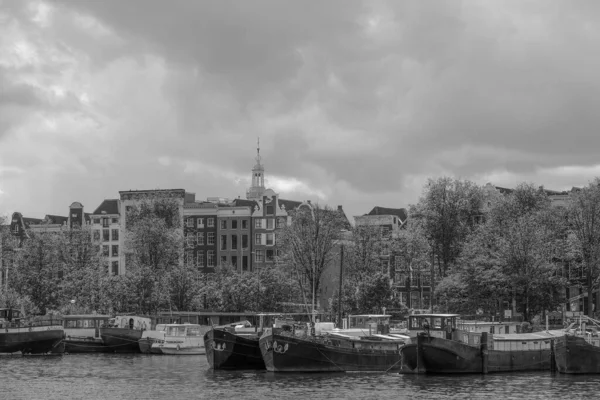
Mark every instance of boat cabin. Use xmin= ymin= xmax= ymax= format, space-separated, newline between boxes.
xmin=407 ymin=314 xmax=460 ymax=339
xmin=0 ymin=308 xmax=21 ymax=327
xmin=63 ymin=315 xmax=111 ymax=339
xmin=346 ymin=315 xmax=392 ymax=333
xmin=108 ymin=315 xmax=152 ymax=330
xmin=164 ymin=324 xmax=204 ymax=337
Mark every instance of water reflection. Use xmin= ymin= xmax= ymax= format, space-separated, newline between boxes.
xmin=3 ymin=354 xmax=600 ymax=400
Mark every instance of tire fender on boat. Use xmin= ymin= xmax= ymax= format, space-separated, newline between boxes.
xmin=177 ymin=345 xmax=181 ymax=351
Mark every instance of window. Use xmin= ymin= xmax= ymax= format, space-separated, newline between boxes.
xmin=255 ymin=219 xmax=262 ymax=229
xmin=93 ymin=218 xmax=100 ymax=224
xmin=112 ymin=218 xmax=118 ymax=224
xmin=186 ymin=233 xmax=195 ymax=247
xmin=111 ymin=229 xmax=119 ymax=241
xmin=266 ymin=233 xmax=274 ymax=246
xmin=242 ymin=220 xmax=248 ymax=230
xmin=207 ymin=218 xmax=215 ymax=227
xmin=196 ymin=218 xmax=204 ymax=228
xmin=186 ymin=250 xmax=195 ymax=266
xmin=231 ymin=220 xmax=238 ymax=229
xmin=266 ymin=249 xmax=274 ymax=262
xmin=220 ymin=235 xmax=227 ymax=250
xmin=93 ymin=230 xmax=100 ymax=241
xmin=186 ymin=218 xmax=194 ymax=227
xmin=102 ymin=245 xmax=109 ymax=257
xmin=112 ymin=245 xmax=119 ymax=257
xmin=231 ymin=256 xmax=238 ymax=268
xmin=382 ymin=226 xmax=391 ymax=237
xmin=266 ymin=205 xmax=274 ymax=215
xmin=266 ymin=219 xmax=274 ymax=230
xmin=196 ymin=232 xmax=204 ymax=245
xmin=207 ymin=250 xmax=215 ymax=267
xmin=221 ymin=255 xmax=227 ymax=265
xmin=111 ymin=261 xmax=119 ymax=276
xmin=276 ymin=218 xmax=285 ymax=228
xmin=102 ymin=218 xmax=109 ymax=227
xmin=242 ymin=256 xmax=248 ymax=271
xmin=255 ymin=233 xmax=262 ymax=245
xmin=255 ymin=250 xmax=264 ymax=262
xmin=231 ymin=235 xmax=238 ymax=250
xmin=242 ymin=235 xmax=248 ymax=249
xmin=103 ymin=229 xmax=110 ymax=242
xmin=220 ymin=220 xmax=227 ymax=229
xmin=208 ymin=232 xmax=215 ymax=245
xmin=197 ymin=252 xmax=204 ymax=267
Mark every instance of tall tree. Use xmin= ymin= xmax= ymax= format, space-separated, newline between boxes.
xmin=122 ymin=196 xmax=183 ymax=314
xmin=567 ymin=178 xmax=600 ymax=318
xmin=278 ymin=204 xmax=347 ymax=313
xmin=56 ymin=226 xmax=109 ymax=314
xmin=11 ymin=230 xmax=62 ymax=314
xmin=410 ymin=177 xmax=484 ymax=278
xmin=438 ymin=183 xmax=567 ymax=321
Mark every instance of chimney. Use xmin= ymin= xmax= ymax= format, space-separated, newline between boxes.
xmin=337 ymin=205 xmax=343 ymax=211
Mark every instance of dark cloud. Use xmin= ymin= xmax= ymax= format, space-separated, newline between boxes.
xmin=4 ymin=0 xmax=600 ymax=219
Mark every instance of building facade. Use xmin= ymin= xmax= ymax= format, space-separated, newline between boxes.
xmin=183 ymin=202 xmax=218 ymax=273
xmin=216 ymin=206 xmax=253 ymax=272
xmin=90 ymin=199 xmax=121 ymax=275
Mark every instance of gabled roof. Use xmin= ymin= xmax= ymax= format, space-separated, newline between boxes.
xmin=22 ymin=217 xmax=43 ymax=226
xmin=93 ymin=199 xmax=120 ymax=215
xmin=45 ymin=214 xmax=68 ymax=225
xmin=366 ymin=206 xmax=408 ymax=223
xmin=279 ymin=199 xmax=302 ymax=211
xmin=494 ymin=186 xmax=514 ymax=194
xmin=231 ymin=198 xmax=258 ymax=208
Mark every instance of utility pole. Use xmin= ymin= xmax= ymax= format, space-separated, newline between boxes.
xmin=338 ymin=244 xmax=344 ymax=328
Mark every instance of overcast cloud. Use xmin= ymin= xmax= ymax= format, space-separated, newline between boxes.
xmin=2 ymin=0 xmax=600 ymax=220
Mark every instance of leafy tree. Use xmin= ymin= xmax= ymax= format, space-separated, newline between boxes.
xmin=56 ymin=226 xmax=109 ymax=313
xmin=567 ymin=178 xmax=600 ymax=317
xmin=122 ymin=196 xmax=183 ymax=314
xmin=278 ymin=204 xmax=348 ymax=313
xmin=439 ymin=183 xmax=567 ymax=321
xmin=11 ymin=230 xmax=62 ymax=314
xmin=410 ymin=177 xmax=484 ymax=278
xmin=200 ymin=264 xmax=300 ymax=312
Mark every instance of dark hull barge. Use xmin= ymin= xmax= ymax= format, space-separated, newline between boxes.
xmin=259 ymin=328 xmax=404 ymax=373
xmin=204 ymin=328 xmax=265 ymax=370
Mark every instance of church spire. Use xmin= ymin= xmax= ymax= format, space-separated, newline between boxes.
xmin=247 ymin=137 xmax=265 ymax=200
xmin=256 ymin=137 xmax=262 ymax=166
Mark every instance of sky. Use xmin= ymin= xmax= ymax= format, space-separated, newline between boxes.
xmin=2 ymin=0 xmax=600 ymax=222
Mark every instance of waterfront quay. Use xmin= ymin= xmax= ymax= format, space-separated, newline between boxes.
xmin=1 ymin=353 xmax=597 ymax=400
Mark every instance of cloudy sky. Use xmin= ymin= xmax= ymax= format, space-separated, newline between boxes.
xmin=2 ymin=0 xmax=600 ymax=221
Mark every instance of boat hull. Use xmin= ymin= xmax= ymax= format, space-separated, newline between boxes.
xmin=139 ymin=338 xmax=163 ymax=354
xmin=204 ymin=329 xmax=264 ymax=370
xmin=160 ymin=345 xmax=205 ymax=355
xmin=401 ymin=335 xmax=552 ymax=374
xmin=259 ymin=329 xmax=403 ymax=372
xmin=100 ymin=327 xmax=143 ymax=353
xmin=554 ymin=335 xmax=600 ymax=374
xmin=0 ymin=326 xmax=64 ymax=354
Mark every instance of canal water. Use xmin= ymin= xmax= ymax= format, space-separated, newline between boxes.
xmin=2 ymin=354 xmax=599 ymax=399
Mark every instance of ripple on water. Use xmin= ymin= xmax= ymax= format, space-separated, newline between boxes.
xmin=2 ymin=354 xmax=600 ymax=400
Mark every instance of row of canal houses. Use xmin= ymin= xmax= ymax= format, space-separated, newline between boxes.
xmin=1 ymin=145 xmax=415 ymax=310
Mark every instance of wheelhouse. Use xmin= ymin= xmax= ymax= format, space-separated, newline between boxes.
xmin=407 ymin=313 xmax=460 ymax=338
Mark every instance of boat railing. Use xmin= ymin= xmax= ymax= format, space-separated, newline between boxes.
xmin=0 ymin=316 xmax=64 ymax=329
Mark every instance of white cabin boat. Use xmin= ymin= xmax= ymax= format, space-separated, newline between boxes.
xmin=152 ymin=323 xmax=210 ymax=355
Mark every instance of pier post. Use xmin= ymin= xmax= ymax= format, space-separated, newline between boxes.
xmin=416 ymin=333 xmax=426 ymax=374
xmin=550 ymin=339 xmax=556 ymax=372
xmin=481 ymin=332 xmax=489 ymax=374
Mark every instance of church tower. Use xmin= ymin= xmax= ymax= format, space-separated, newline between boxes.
xmin=246 ymin=138 xmax=266 ymax=200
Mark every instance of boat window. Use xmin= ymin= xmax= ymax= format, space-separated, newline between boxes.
xmin=187 ymin=327 xmax=200 ymax=336
xmin=433 ymin=318 xmax=442 ymax=329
